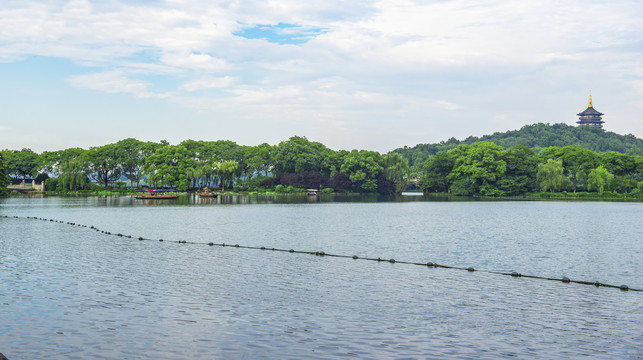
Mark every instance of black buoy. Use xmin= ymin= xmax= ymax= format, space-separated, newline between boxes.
xmin=159 ymin=239 xmax=164 ymax=242
xmin=467 ymin=267 xmax=475 ymax=272
xmin=352 ymin=255 xmax=358 ymax=260
xmin=138 ymin=237 xmax=144 ymax=240
xmin=389 ymin=259 xmax=396 ymax=264
xmin=289 ymin=249 xmax=294 ymax=253
xmin=235 ymin=244 xmax=239 ymax=248
xmin=620 ymin=285 xmax=629 ymax=291
xmin=562 ymin=277 xmax=570 ymax=283
xmin=595 ymin=281 xmax=601 ymax=287
xmin=426 ymin=262 xmax=434 ymax=267
xmin=511 ymin=272 xmax=521 ymax=277
xmin=208 ymin=242 xmax=214 ymax=246
xmin=261 ymin=246 xmax=266 ymax=250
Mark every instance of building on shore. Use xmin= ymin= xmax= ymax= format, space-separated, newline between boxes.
xmin=576 ymin=92 xmax=604 ymax=129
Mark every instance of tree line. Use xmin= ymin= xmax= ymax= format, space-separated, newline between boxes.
xmin=2 ymin=131 xmax=642 ymax=197
xmin=420 ymin=142 xmax=643 ymax=196
xmin=392 ymin=123 xmax=643 ymax=178
xmin=0 ymin=136 xmax=409 ymax=195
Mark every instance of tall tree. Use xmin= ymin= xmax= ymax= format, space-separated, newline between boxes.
xmin=1 ymin=148 xmax=39 ymax=180
xmin=537 ymin=159 xmax=564 ymax=192
xmin=0 ymin=152 xmax=10 ymax=197
xmin=559 ymin=145 xmax=598 ymax=192
xmin=143 ymin=145 xmax=193 ymax=190
xmin=89 ymin=144 xmax=122 ymax=187
xmin=382 ymin=153 xmax=409 ymax=194
xmin=498 ymin=144 xmax=537 ymax=195
xmin=339 ymin=150 xmax=384 ymax=193
xmin=448 ymin=142 xmax=507 ymax=196
xmin=588 ymin=166 xmax=614 ymax=195
xmin=273 ymin=136 xmax=332 ymax=175
xmin=115 ymin=138 xmax=159 ymax=188
xmin=420 ymin=150 xmax=456 ymax=193
xmin=217 ymin=160 xmax=238 ymax=190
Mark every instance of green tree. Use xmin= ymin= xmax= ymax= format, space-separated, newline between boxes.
xmin=559 ymin=145 xmax=598 ymax=192
xmin=115 ymin=138 xmax=159 ymax=188
xmin=245 ymin=143 xmax=274 ymax=177
xmin=273 ymin=136 xmax=332 ymax=175
xmin=1 ymin=148 xmax=39 ymax=180
xmin=0 ymin=152 xmax=10 ymax=197
xmin=447 ymin=142 xmax=507 ymax=196
xmin=497 ymin=144 xmax=537 ymax=195
xmin=537 ymin=159 xmax=564 ymax=192
xmin=587 ymin=166 xmax=614 ymax=195
xmin=143 ymin=145 xmax=193 ymax=190
xmin=340 ymin=150 xmax=384 ymax=193
xmin=58 ymin=150 xmax=91 ymax=190
xmin=382 ymin=153 xmax=409 ymax=194
xmin=600 ymin=152 xmax=637 ymax=177
xmin=217 ymin=160 xmax=238 ymax=190
xmin=420 ymin=150 xmax=456 ymax=192
xmin=89 ymin=144 xmax=122 ymax=187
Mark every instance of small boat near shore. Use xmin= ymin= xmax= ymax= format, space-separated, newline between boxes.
xmin=197 ymin=186 xmax=218 ymax=198
xmin=135 ymin=189 xmax=180 ymax=200
xmin=135 ymin=194 xmax=180 ymax=200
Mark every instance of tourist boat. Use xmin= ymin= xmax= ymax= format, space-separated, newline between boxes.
xmin=306 ymin=189 xmax=320 ymax=196
xmin=135 ymin=194 xmax=180 ymax=200
xmin=135 ymin=190 xmax=180 ymax=200
xmin=198 ymin=187 xmax=218 ymax=198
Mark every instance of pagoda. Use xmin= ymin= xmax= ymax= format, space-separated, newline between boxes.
xmin=576 ymin=92 xmax=604 ymax=129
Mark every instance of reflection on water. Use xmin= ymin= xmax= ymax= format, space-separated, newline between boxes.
xmin=0 ymin=196 xmax=641 ymax=359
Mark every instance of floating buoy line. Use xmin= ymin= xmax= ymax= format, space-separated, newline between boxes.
xmin=3 ymin=215 xmax=640 ymax=292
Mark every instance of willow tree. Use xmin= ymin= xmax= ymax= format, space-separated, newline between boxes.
xmin=59 ymin=155 xmax=91 ymax=190
xmin=537 ymin=159 xmax=564 ymax=192
xmin=587 ymin=166 xmax=614 ymax=195
xmin=382 ymin=153 xmax=409 ymax=194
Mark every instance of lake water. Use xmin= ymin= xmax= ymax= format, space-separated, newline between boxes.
xmin=1 ymin=195 xmax=641 ymax=359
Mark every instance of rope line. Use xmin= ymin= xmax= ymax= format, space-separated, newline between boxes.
xmin=3 ymin=215 xmax=639 ymax=292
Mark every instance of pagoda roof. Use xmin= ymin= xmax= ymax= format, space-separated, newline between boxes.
xmin=577 ymin=106 xmax=603 ymax=116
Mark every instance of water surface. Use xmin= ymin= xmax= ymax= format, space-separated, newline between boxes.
xmin=1 ymin=196 xmax=641 ymax=359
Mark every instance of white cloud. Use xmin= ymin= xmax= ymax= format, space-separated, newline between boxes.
xmin=179 ymin=76 xmax=235 ymax=92
xmin=68 ymin=70 xmax=170 ymax=99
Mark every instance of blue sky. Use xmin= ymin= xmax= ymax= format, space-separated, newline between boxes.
xmin=1 ymin=0 xmax=642 ymax=153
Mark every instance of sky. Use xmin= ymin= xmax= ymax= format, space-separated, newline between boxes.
xmin=1 ymin=0 xmax=642 ymax=154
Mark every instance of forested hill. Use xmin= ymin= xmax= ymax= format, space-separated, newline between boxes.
xmin=391 ymin=123 xmax=643 ymax=168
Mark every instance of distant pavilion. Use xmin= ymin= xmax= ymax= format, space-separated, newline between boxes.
xmin=576 ymin=92 xmax=604 ymax=129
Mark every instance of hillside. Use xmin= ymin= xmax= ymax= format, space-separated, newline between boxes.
xmin=391 ymin=123 xmax=643 ymax=168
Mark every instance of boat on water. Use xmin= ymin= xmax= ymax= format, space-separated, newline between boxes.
xmin=306 ymin=189 xmax=320 ymax=196
xmin=135 ymin=189 xmax=180 ymax=200
xmin=197 ymin=186 xmax=218 ymax=198
xmin=135 ymin=194 xmax=180 ymax=200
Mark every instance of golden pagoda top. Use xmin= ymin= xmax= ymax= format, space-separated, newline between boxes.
xmin=588 ymin=91 xmax=593 ymax=108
